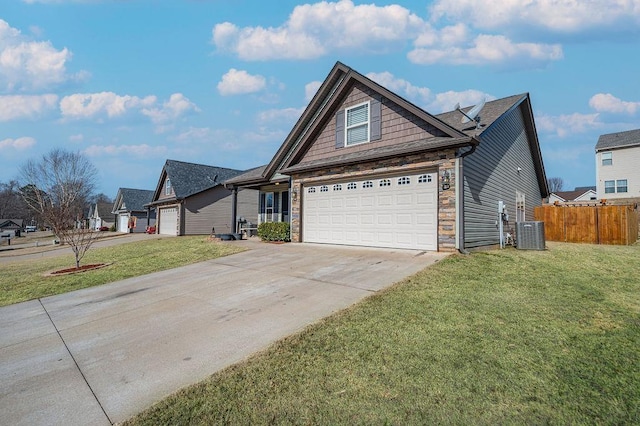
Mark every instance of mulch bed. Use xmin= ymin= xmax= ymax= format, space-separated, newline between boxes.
xmin=44 ymin=263 xmax=111 ymax=277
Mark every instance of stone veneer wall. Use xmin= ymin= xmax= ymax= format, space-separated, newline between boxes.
xmin=289 ymin=149 xmax=458 ymax=251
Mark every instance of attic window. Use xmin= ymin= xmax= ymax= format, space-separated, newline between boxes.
xmin=601 ymin=152 xmax=612 ymax=166
xmin=165 ymin=178 xmax=171 ymax=195
xmin=345 ymin=102 xmax=369 ymax=146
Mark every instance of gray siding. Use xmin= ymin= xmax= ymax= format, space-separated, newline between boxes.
xmin=183 ymin=187 xmax=258 ymax=235
xmin=463 ymin=105 xmax=543 ymax=249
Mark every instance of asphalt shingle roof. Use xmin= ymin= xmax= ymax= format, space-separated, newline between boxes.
xmin=435 ymin=94 xmax=525 ymax=136
xmin=595 ymin=128 xmax=640 ymax=151
xmin=117 ymin=188 xmax=154 ymax=212
xmin=164 ymin=160 xmax=244 ymax=199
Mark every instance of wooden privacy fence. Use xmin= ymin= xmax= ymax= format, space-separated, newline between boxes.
xmin=534 ymin=204 xmax=638 ymax=245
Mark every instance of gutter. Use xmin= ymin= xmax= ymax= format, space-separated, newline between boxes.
xmin=456 ymin=140 xmax=478 ymax=255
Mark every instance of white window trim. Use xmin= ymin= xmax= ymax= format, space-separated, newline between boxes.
xmin=605 ymin=179 xmax=628 ymax=193
xmin=165 ymin=178 xmax=171 ymax=196
xmin=601 ymin=152 xmax=612 ymax=166
xmin=344 ymin=101 xmax=370 ymax=147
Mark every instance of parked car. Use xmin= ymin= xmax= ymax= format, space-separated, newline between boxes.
xmin=24 ymin=225 xmax=37 ymax=232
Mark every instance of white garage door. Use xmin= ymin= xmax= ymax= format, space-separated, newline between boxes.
xmin=159 ymin=207 xmax=178 ymax=236
xmin=302 ymin=172 xmax=438 ymax=250
xmin=118 ymin=214 xmax=129 ymax=232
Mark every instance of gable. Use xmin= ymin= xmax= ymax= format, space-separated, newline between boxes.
xmin=265 ymin=62 xmax=467 ymax=179
xmin=295 ymin=81 xmax=449 ymax=167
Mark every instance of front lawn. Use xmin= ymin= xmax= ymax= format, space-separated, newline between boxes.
xmin=125 ymin=242 xmax=639 ymax=425
xmin=0 ymin=236 xmax=244 ymax=307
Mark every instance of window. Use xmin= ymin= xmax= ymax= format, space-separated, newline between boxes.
xmin=516 ymin=191 xmax=525 ymax=222
xmin=345 ymin=102 xmax=369 ymax=146
xmin=333 ymin=184 xmax=342 ymax=191
xmin=320 ymin=185 xmax=329 ymax=192
xmin=398 ymin=177 xmax=410 ymax=185
xmin=379 ymin=179 xmax=391 ymax=187
xmin=165 ymin=178 xmax=171 ymax=195
xmin=362 ymin=181 xmax=373 ymax=188
xmin=605 ymin=179 xmax=627 ymax=193
xmin=418 ymin=174 xmax=432 ymax=183
xmin=308 ymin=187 xmax=316 ymax=193
xmin=604 ymin=180 xmax=615 ymax=194
xmin=601 ymin=152 xmax=612 ymax=166
xmin=347 ymin=182 xmax=357 ymax=190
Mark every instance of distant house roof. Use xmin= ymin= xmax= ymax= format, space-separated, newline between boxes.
xmin=0 ymin=219 xmax=24 ymax=229
xmin=595 ymin=128 xmax=640 ymax=151
xmin=95 ymin=202 xmax=114 ymax=218
xmin=150 ymin=160 xmax=246 ymax=204
xmin=550 ymin=187 xmax=596 ymax=202
xmin=113 ymin=188 xmax=154 ymax=213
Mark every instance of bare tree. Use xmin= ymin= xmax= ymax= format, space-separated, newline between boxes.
xmin=0 ymin=180 xmax=30 ymax=220
xmin=19 ymin=149 xmax=100 ymax=268
xmin=547 ymin=177 xmax=564 ymax=193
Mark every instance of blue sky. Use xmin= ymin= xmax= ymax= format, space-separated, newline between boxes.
xmin=1 ymin=0 xmax=639 ymax=197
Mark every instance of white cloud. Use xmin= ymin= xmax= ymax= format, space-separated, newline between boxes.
xmin=69 ymin=133 xmax=84 ymax=142
xmin=408 ymin=34 xmax=563 ymax=68
xmin=304 ymin=81 xmax=322 ymax=102
xmin=430 ymin=90 xmax=494 ymax=114
xmin=217 ymin=69 xmax=267 ymax=96
xmin=589 ymin=93 xmax=640 ymax=115
xmin=536 ymin=112 xmax=603 ymax=137
xmin=172 ymin=127 xmax=214 ymax=144
xmin=257 ymin=107 xmax=304 ymax=124
xmin=0 ymin=136 xmax=36 ymax=151
xmin=0 ymin=19 xmax=86 ymax=92
xmin=141 ymin=93 xmax=200 ymax=124
xmin=60 ymin=92 xmax=156 ymax=120
xmin=83 ymin=143 xmax=168 ymax=158
xmin=0 ymin=94 xmax=58 ymax=121
xmin=366 ymin=71 xmax=431 ymax=104
xmin=212 ymin=0 xmax=425 ymax=60
xmin=430 ymin=0 xmax=640 ymax=34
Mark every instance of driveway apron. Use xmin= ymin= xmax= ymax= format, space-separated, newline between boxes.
xmin=0 ymin=241 xmax=448 ymax=425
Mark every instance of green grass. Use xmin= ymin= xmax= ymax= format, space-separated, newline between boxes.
xmin=0 ymin=236 xmax=244 ymax=307
xmin=124 ymin=242 xmax=640 ymax=425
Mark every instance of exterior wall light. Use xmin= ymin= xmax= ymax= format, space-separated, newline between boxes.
xmin=292 ymin=187 xmax=298 ymax=201
xmin=441 ymin=170 xmax=451 ymax=190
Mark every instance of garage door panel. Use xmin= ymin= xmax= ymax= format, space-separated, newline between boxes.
xmin=159 ymin=207 xmax=178 ymax=236
xmin=303 ymin=171 xmax=438 ymax=250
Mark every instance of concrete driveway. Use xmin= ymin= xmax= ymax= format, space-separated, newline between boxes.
xmin=0 ymin=240 xmax=448 ymax=425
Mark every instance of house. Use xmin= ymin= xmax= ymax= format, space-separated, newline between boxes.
xmin=112 ymin=188 xmax=156 ymax=233
xmin=146 ymin=159 xmax=258 ymax=236
xmin=548 ymin=186 xmax=597 ymax=204
xmin=0 ymin=219 xmax=24 ymax=234
xmin=89 ymin=202 xmax=116 ymax=230
xmin=225 ymin=62 xmax=548 ymax=252
xmin=595 ymin=128 xmax=640 ymax=199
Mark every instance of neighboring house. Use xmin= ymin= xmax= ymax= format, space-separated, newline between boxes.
xmin=595 ymin=128 xmax=640 ymax=199
xmin=112 ymin=188 xmax=156 ymax=233
xmin=146 ymin=159 xmax=258 ymax=236
xmin=225 ymin=61 xmax=548 ymax=252
xmin=548 ymin=186 xmax=597 ymax=203
xmin=0 ymin=219 xmax=24 ymax=234
xmin=89 ymin=202 xmax=116 ymax=230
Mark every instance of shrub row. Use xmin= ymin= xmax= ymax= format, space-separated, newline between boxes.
xmin=257 ymin=222 xmax=290 ymax=242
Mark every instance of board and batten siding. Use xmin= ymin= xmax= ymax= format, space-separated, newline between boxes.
xmin=183 ymin=187 xmax=258 ymax=235
xmin=463 ymin=105 xmax=543 ymax=249
xmin=300 ymin=82 xmax=446 ymax=164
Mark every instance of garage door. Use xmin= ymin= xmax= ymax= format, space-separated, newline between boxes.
xmin=118 ymin=214 xmax=129 ymax=232
xmin=302 ymin=172 xmax=438 ymax=250
xmin=159 ymin=207 xmax=178 ymax=236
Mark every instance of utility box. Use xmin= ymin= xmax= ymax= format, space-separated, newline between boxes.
xmin=516 ymin=221 xmax=546 ymax=250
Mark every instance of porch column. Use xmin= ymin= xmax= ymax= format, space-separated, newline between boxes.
xmin=231 ymin=187 xmax=238 ymax=233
